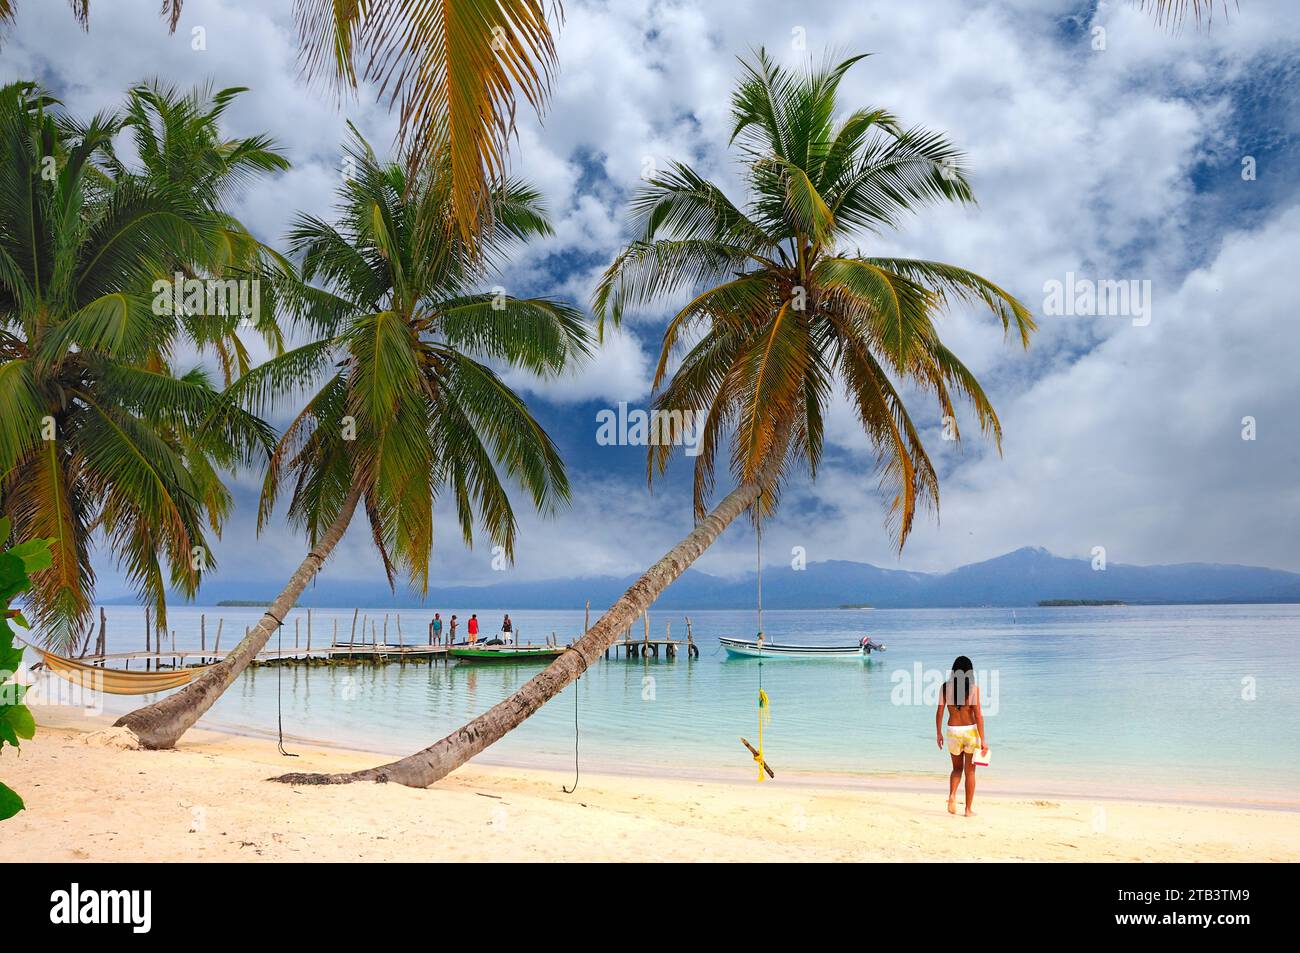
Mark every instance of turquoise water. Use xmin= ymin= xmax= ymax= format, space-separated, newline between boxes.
xmin=80 ymin=603 xmax=1300 ymax=800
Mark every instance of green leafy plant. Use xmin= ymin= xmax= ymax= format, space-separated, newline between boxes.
xmin=0 ymin=516 xmax=53 ymax=820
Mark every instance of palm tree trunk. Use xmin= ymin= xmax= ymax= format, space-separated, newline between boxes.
xmin=114 ymin=481 xmax=365 ymax=749
xmin=271 ymin=476 xmax=764 ymax=787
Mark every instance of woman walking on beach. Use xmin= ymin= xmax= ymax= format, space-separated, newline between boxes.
xmin=936 ymin=655 xmax=988 ymax=817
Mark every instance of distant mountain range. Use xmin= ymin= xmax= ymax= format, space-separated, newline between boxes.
xmin=105 ymin=547 xmax=1300 ymax=610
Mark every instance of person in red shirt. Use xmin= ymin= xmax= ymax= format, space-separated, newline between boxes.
xmin=467 ymin=614 xmax=479 ymax=644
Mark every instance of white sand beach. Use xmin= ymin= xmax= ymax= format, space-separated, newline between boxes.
xmin=5 ymin=713 xmax=1298 ymax=863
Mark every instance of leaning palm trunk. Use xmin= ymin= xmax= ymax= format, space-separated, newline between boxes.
xmin=272 ymin=477 xmax=764 ymax=787
xmin=114 ymin=482 xmax=364 ymax=749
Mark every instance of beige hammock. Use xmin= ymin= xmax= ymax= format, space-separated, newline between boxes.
xmin=31 ymin=646 xmax=212 ymax=695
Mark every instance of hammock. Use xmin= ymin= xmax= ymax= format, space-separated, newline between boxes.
xmin=30 ymin=646 xmax=211 ymax=696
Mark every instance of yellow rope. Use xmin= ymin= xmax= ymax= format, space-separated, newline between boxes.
xmin=756 ymin=687 xmax=770 ymax=781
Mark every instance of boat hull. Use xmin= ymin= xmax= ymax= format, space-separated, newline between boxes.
xmin=449 ymin=645 xmax=565 ymax=662
xmin=718 ymin=638 xmax=881 ymax=660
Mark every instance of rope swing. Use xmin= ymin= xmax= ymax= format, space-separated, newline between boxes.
xmin=562 ymin=647 xmax=589 ymax=794
xmin=740 ymin=489 xmax=775 ymax=781
xmin=276 ymin=614 xmax=297 ymax=758
xmin=562 ymin=673 xmax=581 ymax=794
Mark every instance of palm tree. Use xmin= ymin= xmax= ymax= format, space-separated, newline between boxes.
xmin=0 ymin=82 xmax=273 ymax=651
xmin=114 ymin=129 xmax=589 ymax=749
xmin=0 ymin=1 xmax=561 ymax=244
xmin=271 ymin=50 xmax=1036 ymax=788
xmin=116 ymin=80 xmax=292 ymax=382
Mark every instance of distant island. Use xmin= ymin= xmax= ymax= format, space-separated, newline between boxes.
xmin=112 ymin=547 xmax=1300 ymax=611
xmin=1037 ymin=599 xmax=1126 ymax=607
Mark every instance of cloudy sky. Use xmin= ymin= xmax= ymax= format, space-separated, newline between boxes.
xmin=3 ymin=0 xmax=1298 ymax=600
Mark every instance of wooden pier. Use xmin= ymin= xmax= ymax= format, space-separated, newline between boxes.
xmin=604 ymin=613 xmax=700 ymax=660
xmin=65 ymin=605 xmax=702 ymax=670
xmin=68 ymin=643 xmax=456 ymax=670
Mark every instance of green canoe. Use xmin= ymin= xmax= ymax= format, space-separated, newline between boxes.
xmin=448 ymin=644 xmax=566 ymax=662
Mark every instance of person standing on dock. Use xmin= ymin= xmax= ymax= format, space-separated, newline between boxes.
xmin=501 ymin=614 xmax=513 ymax=643
xmin=449 ymin=615 xmax=459 ymax=645
xmin=431 ymin=613 xmax=443 ymax=645
xmin=468 ymin=614 xmax=479 ymax=644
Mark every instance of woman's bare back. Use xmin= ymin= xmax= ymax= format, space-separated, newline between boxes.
xmin=946 ymin=684 xmax=980 ymax=726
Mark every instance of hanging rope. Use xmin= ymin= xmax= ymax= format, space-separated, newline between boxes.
xmin=738 ymin=490 xmax=776 ymax=779
xmin=562 ymin=674 xmax=580 ymax=794
xmin=754 ymin=488 xmax=772 ymax=781
xmin=276 ymin=615 xmax=297 ymax=758
xmin=562 ymin=649 xmax=589 ymax=794
xmin=756 ymin=488 xmax=764 ymax=639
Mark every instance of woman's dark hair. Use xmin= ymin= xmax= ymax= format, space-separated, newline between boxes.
xmin=944 ymin=656 xmax=976 ymax=707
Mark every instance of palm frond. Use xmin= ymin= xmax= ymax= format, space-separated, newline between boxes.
xmin=816 ymin=257 xmax=935 ymax=371
xmin=593 ymin=238 xmax=758 ymax=334
xmin=865 ymin=257 xmax=1035 ymax=346
xmin=435 ymin=294 xmax=590 ymax=374
xmin=295 ymin=0 xmax=562 ymax=243
xmin=1138 ymin=0 xmax=1236 ymax=28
